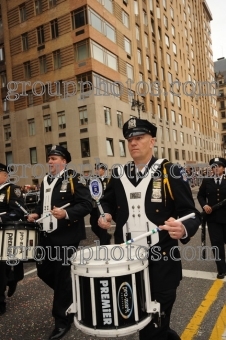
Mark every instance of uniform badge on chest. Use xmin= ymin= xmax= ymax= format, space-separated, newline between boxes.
xmin=151 ymin=179 xmax=162 ymax=202
xmin=0 ymin=193 xmax=5 ymax=202
xmin=60 ymin=180 xmax=68 ymax=192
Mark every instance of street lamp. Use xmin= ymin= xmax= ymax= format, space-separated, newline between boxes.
xmin=131 ymin=97 xmax=145 ymax=119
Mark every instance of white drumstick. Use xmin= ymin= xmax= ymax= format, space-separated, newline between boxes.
xmin=36 ymin=203 xmax=70 ymax=223
xmin=121 ymin=212 xmax=196 ymax=246
xmin=0 ymin=212 xmax=6 ymax=216
xmin=15 ymin=201 xmax=29 ymax=215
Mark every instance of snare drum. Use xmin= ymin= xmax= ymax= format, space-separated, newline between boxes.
xmin=0 ymin=221 xmax=40 ymax=262
xmin=70 ymin=245 xmax=160 ymax=337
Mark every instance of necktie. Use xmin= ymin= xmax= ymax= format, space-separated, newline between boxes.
xmin=47 ymin=176 xmax=54 ymax=185
xmin=216 ymin=178 xmax=220 ymax=186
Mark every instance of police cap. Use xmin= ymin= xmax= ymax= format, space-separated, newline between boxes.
xmin=0 ymin=163 xmax=8 ymax=173
xmin=123 ymin=117 xmax=157 ymax=139
xmin=48 ymin=145 xmax=71 ymax=163
xmin=209 ymin=157 xmax=226 ymax=167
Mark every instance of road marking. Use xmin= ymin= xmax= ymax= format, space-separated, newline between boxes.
xmin=24 ymin=268 xmax=37 ymax=276
xmin=209 ymin=305 xmax=226 ymax=340
xmin=183 ymin=269 xmax=226 ymax=281
xmin=181 ymin=279 xmax=224 ymax=340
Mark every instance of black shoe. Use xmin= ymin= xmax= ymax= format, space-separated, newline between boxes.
xmin=217 ymin=273 xmax=225 ymax=279
xmin=48 ymin=325 xmax=71 ymax=340
xmin=0 ymin=303 xmax=6 ymax=316
xmin=7 ymin=281 xmax=17 ymax=297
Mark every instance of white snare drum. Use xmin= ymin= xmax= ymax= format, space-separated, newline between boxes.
xmin=0 ymin=221 xmax=40 ymax=261
xmin=69 ymin=244 xmax=160 ymax=337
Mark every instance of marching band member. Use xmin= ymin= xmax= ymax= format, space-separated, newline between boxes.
xmin=89 ymin=163 xmax=111 ymax=245
xmin=0 ymin=163 xmax=24 ymax=315
xmin=197 ymin=157 xmax=226 ymax=279
xmin=98 ymin=118 xmax=201 ymax=340
xmin=28 ymin=145 xmax=92 ymax=340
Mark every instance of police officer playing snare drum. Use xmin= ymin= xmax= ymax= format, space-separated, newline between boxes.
xmin=98 ymin=118 xmax=201 ymax=340
xmin=0 ymin=163 xmax=24 ymax=316
xmin=197 ymin=157 xmax=226 ymax=279
xmin=28 ymin=145 xmax=92 ymax=340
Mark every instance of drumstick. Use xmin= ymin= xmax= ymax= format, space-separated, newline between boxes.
xmin=0 ymin=212 xmax=6 ymax=215
xmin=36 ymin=203 xmax=70 ymax=223
xmin=15 ymin=201 xmax=29 ymax=216
xmin=121 ymin=212 xmax=196 ymax=246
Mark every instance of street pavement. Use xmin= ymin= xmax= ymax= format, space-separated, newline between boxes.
xmin=0 ymin=186 xmax=225 ymax=340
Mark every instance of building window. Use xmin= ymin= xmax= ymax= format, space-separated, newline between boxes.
xmin=58 ymin=111 xmax=66 ymax=129
xmin=166 ymin=128 xmax=170 ymax=141
xmin=117 ymin=111 xmax=123 ymax=128
xmin=137 ymin=49 xmax=142 ymax=64
xmin=104 ymin=107 xmax=111 ymax=125
xmin=45 ymin=144 xmax=52 ymax=160
xmin=126 ymin=63 xmax=133 ymax=80
xmin=28 ymin=119 xmax=35 ymax=135
xmin=44 ymin=115 xmax=52 ymax=132
xmin=171 ymin=25 xmax=175 ymax=37
xmin=97 ymin=0 xmax=113 ymax=13
xmin=30 ymin=147 xmax=37 ymax=164
xmin=19 ymin=4 xmax=26 ymax=22
xmin=71 ymin=7 xmax=87 ymax=29
xmin=0 ymin=73 xmax=6 ymax=88
xmin=2 ymin=98 xmax=8 ymax=112
xmin=134 ymin=0 xmax=139 ymax=15
xmin=143 ymin=11 xmax=147 ymax=25
xmin=172 ymin=42 xmax=177 ymax=55
xmin=37 ymin=25 xmax=45 ymax=45
xmin=74 ymin=40 xmax=90 ymax=61
xmin=180 ymin=132 xmax=184 ymax=144
xmin=166 ymin=53 xmax=171 ymax=67
xmin=39 ymin=55 xmax=47 ymax=74
xmin=178 ymin=114 xmax=183 ymax=125
xmin=124 ymin=37 xmax=131 ymax=55
xmin=175 ymin=149 xmax=179 ymax=160
xmin=146 ymin=56 xmax=150 ymax=71
xmin=122 ymin=10 xmax=129 ymax=28
xmin=22 ymin=33 xmax=29 ymax=51
xmin=6 ymin=152 xmax=13 ymax=166
xmin=51 ymin=19 xmax=59 ymax=39
xmin=35 ymin=0 xmax=42 ymax=15
xmin=79 ymin=106 xmax=88 ymax=125
xmin=4 ymin=125 xmax=11 ymax=141
xmin=171 ymin=110 xmax=176 ymax=123
xmin=136 ymin=25 xmax=140 ymax=40
xmin=164 ymin=108 xmax=169 ymax=121
xmin=43 ymin=84 xmax=50 ymax=102
xmin=53 ymin=50 xmax=61 ymax=69
xmin=0 ymin=46 xmax=4 ymax=61
xmin=49 ymin=0 xmax=57 ymax=8
xmin=173 ymin=129 xmax=177 ymax=142
xmin=24 ymin=61 xmax=31 ymax=79
xmin=81 ymin=138 xmax=90 ymax=157
xmin=119 ymin=140 xmax=126 ymax=157
xmin=106 ymin=138 xmax=114 ymax=156
xmin=165 ymin=34 xmax=170 ymax=47
xmin=91 ymin=40 xmax=117 ymax=71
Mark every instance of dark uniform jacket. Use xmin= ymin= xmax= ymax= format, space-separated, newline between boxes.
xmin=101 ymin=157 xmax=201 ymax=292
xmin=197 ymin=175 xmax=226 ymax=224
xmin=35 ymin=171 xmax=92 ymax=246
xmin=0 ymin=183 xmax=24 ymax=222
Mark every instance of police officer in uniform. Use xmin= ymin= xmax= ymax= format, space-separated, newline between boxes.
xmin=90 ymin=163 xmax=111 ymax=245
xmin=98 ymin=118 xmax=201 ymax=340
xmin=0 ymin=163 xmax=24 ymax=315
xmin=197 ymin=157 xmax=226 ymax=279
xmin=28 ymin=145 xmax=92 ymax=340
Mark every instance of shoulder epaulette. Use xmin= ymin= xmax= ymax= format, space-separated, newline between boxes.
xmin=6 ymin=185 xmax=10 ymax=204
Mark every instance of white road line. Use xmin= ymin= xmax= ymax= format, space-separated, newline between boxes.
xmin=24 ymin=268 xmax=37 ymax=276
xmin=183 ymin=269 xmax=226 ymax=281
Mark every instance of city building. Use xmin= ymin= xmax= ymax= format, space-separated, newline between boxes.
xmin=0 ymin=0 xmax=221 ymax=185
xmin=214 ymin=57 xmax=226 ymax=157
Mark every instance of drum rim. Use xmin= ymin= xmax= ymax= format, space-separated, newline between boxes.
xmin=0 ymin=222 xmax=40 ymax=230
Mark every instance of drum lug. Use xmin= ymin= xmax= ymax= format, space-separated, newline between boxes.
xmin=66 ymin=303 xmax=76 ymax=314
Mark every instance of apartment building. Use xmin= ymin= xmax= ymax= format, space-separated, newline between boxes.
xmin=214 ymin=57 xmax=226 ymax=157
xmin=0 ymin=0 xmax=221 ymax=185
